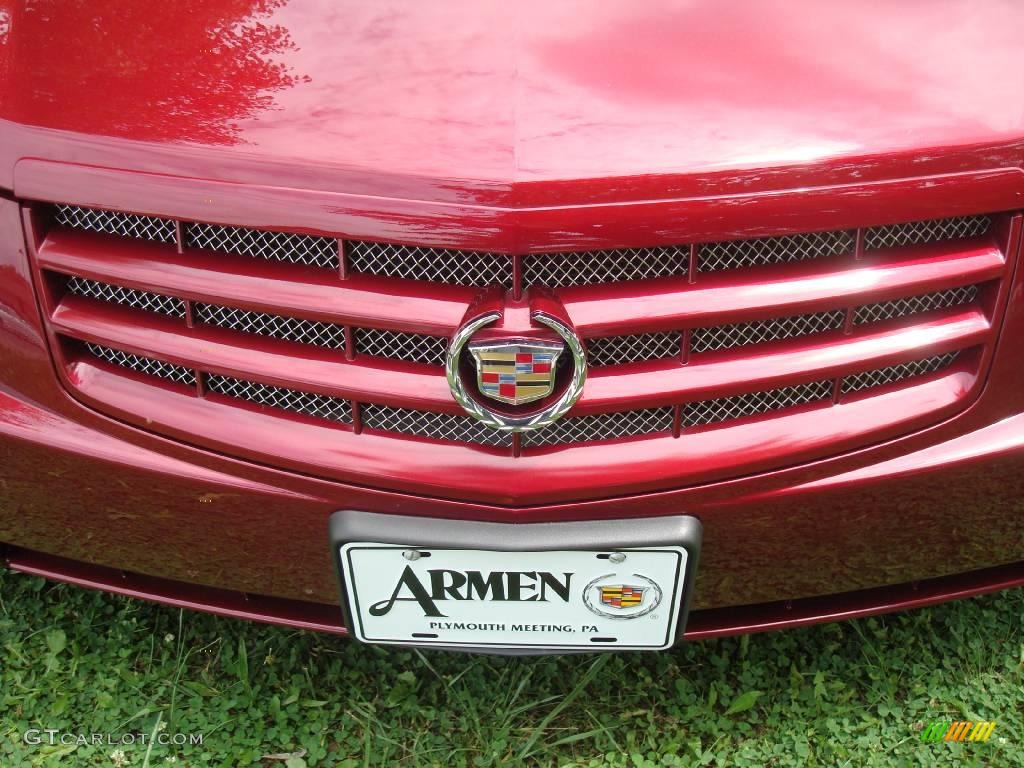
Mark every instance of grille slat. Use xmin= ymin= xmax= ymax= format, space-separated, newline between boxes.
xmin=682 ymin=380 xmax=834 ymax=428
xmin=523 ymin=247 xmax=689 ymax=288
xmin=699 ymin=231 xmax=855 ymax=273
xmin=54 ymin=204 xmax=176 ymax=243
xmin=522 ymin=407 xmax=674 ymax=447
xmin=354 ymin=328 xmax=448 ymax=366
xmin=205 ymin=374 xmax=352 ymax=423
xmin=691 ymin=310 xmax=846 ymax=355
xmin=864 ymin=216 xmax=991 ymax=251
xmin=347 ymin=241 xmax=513 ymax=288
xmin=841 ymin=353 xmax=959 ymax=394
xmin=186 ymin=223 xmax=338 ymax=269
xmin=853 ymin=286 xmax=979 ymax=325
xmin=67 ymin=276 xmax=186 ymax=319
xmin=587 ymin=332 xmax=681 ymax=367
xmin=361 ymin=404 xmax=511 ymax=447
xmin=193 ymin=303 xmax=346 ymax=349
xmin=85 ymin=343 xmax=195 ymax=386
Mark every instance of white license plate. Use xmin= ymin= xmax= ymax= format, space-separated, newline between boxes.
xmin=339 ymin=544 xmax=688 ymax=650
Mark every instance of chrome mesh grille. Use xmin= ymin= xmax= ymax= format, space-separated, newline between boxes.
xmin=523 ymin=247 xmax=689 ymax=288
xmin=53 ymin=204 xmax=176 ymax=243
xmin=854 ymin=285 xmax=979 ymax=325
xmin=205 ymin=374 xmax=352 ymax=423
xmin=193 ymin=304 xmax=346 ymax=349
xmin=587 ymin=332 xmax=680 ymax=367
xmin=682 ymin=380 xmax=833 ymax=428
xmin=361 ymin=404 xmax=511 ymax=447
xmin=692 ymin=310 xmax=846 ymax=354
xmin=699 ymin=231 xmax=854 ymax=273
xmin=841 ymin=353 xmax=959 ymax=395
xmin=85 ymin=343 xmax=195 ymax=386
xmin=347 ymin=241 xmax=512 ymax=288
xmin=186 ymin=223 xmax=338 ymax=269
xmin=864 ymin=216 xmax=991 ymax=251
xmin=354 ymin=328 xmax=447 ymax=366
xmin=522 ymin=407 xmax=674 ymax=447
xmin=66 ymin=276 xmax=186 ymax=318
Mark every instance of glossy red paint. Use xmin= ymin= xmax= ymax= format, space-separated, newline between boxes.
xmin=1 ymin=1 xmax=1024 ymax=637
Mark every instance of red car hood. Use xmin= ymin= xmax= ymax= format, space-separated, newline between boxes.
xmin=2 ymin=0 xmax=1024 ymax=204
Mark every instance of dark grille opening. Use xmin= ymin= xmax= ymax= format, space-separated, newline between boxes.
xmin=521 ymin=407 xmax=674 ymax=447
xmin=353 ymin=328 xmax=448 ymax=366
xmin=84 ymin=343 xmax=196 ymax=386
xmin=586 ymin=332 xmax=680 ymax=367
xmin=523 ymin=246 xmax=690 ymax=288
xmin=193 ymin=304 xmax=346 ymax=349
xmin=346 ymin=241 xmax=513 ymax=288
xmin=691 ymin=310 xmax=846 ymax=355
xmin=67 ymin=276 xmax=186 ymax=319
xmin=698 ymin=231 xmax=855 ymax=273
xmin=186 ymin=223 xmax=338 ymax=269
xmin=361 ymin=404 xmax=511 ymax=447
xmin=840 ymin=352 xmax=959 ymax=395
xmin=853 ymin=286 xmax=979 ymax=325
xmin=53 ymin=204 xmax=176 ymax=243
xmin=683 ymin=380 xmax=834 ymax=428
xmin=863 ymin=216 xmax=991 ymax=251
xmin=204 ymin=374 xmax=352 ymax=424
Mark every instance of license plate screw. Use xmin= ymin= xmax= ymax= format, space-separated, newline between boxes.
xmin=608 ymin=552 xmax=626 ymax=563
xmin=403 ymin=550 xmax=422 ymax=561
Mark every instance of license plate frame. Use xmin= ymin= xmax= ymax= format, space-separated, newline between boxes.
xmin=330 ymin=511 xmax=702 ymax=653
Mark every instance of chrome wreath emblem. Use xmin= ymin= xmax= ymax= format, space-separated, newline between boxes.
xmin=446 ymin=311 xmax=587 ymax=431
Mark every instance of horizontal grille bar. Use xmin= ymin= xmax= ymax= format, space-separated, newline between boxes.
xmin=79 ymin=343 xmax=969 ymax=448
xmin=51 ymin=205 xmax=994 ymax=289
xmin=65 ymin=276 xmax=985 ymax=368
xmin=205 ymin=374 xmax=352 ymax=423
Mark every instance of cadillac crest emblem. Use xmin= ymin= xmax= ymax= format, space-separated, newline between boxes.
xmin=467 ymin=339 xmax=564 ymax=405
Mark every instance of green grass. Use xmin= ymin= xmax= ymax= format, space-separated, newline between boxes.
xmin=0 ymin=567 xmax=1021 ymax=767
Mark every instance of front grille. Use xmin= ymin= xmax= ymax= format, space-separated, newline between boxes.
xmin=50 ymin=205 xmax=994 ymax=290
xmin=193 ymin=303 xmax=347 ymax=349
xmin=45 ymin=200 xmax=1005 ymax=463
xmin=205 ymin=374 xmax=352 ymax=423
